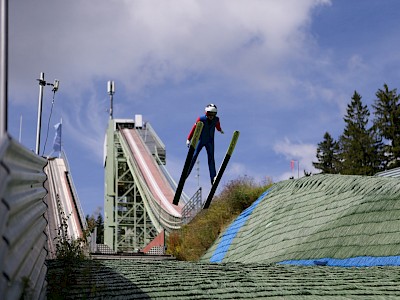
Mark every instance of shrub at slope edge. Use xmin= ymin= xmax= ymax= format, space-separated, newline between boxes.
xmin=167 ymin=176 xmax=272 ymax=261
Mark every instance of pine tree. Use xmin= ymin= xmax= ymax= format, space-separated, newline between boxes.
xmin=85 ymin=213 xmax=104 ymax=244
xmin=313 ymin=132 xmax=340 ymax=173
xmin=339 ymin=91 xmax=381 ymax=175
xmin=96 ymin=213 xmax=104 ymax=244
xmin=372 ymin=84 xmax=400 ymax=169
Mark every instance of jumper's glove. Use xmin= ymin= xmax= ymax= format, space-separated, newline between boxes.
xmin=186 ymin=140 xmax=190 ymax=148
xmin=220 ymin=130 xmax=224 ymax=134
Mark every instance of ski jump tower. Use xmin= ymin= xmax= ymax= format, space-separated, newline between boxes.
xmin=102 ymin=82 xmax=202 ymax=253
xmin=103 ymin=114 xmax=185 ymax=253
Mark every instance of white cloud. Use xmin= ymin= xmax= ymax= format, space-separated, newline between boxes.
xmin=10 ymin=0 xmax=332 ymax=101
xmin=9 ymin=0 xmax=334 ymax=163
xmin=61 ymin=88 xmax=109 ymax=163
xmin=347 ymin=54 xmax=367 ymax=72
xmin=227 ymin=162 xmax=247 ymax=177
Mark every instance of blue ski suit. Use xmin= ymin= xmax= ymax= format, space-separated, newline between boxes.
xmin=186 ymin=115 xmax=223 ymax=184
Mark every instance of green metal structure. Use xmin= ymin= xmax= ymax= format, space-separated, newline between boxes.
xmin=104 ymin=118 xmax=179 ymax=253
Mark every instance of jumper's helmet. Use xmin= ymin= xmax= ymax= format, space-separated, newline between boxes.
xmin=205 ymin=104 xmax=217 ymax=116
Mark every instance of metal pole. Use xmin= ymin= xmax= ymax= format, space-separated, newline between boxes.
xmin=36 ymin=72 xmax=45 ymax=155
xmin=59 ymin=117 xmax=62 ymax=158
xmin=0 ymin=0 xmax=8 ymax=138
xmin=297 ymin=161 xmax=300 ymax=179
xmin=19 ymin=115 xmax=22 ymax=142
xmin=196 ymin=159 xmax=200 ymax=187
xmin=110 ymin=94 xmax=113 ymax=119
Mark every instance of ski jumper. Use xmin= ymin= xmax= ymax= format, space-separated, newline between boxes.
xmin=186 ymin=115 xmax=222 ymax=184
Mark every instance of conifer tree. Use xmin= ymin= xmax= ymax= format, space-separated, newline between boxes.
xmin=313 ymin=132 xmax=340 ymax=173
xmin=96 ymin=213 xmax=104 ymax=244
xmin=372 ymin=84 xmax=400 ymax=169
xmin=339 ymin=91 xmax=381 ymax=175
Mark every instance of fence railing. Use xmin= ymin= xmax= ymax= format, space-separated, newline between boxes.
xmin=181 ymin=187 xmax=203 ymax=224
xmin=0 ymin=134 xmax=48 ymax=300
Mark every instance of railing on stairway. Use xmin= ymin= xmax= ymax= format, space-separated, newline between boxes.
xmin=181 ymin=187 xmax=203 ymax=224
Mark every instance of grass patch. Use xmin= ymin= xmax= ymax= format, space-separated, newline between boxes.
xmin=167 ymin=176 xmax=272 ymax=261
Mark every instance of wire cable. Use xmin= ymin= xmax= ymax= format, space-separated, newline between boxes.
xmin=42 ymin=91 xmax=56 ymax=156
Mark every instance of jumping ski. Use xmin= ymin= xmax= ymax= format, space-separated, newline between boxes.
xmin=173 ymin=122 xmax=204 ymax=205
xmin=203 ymin=130 xmax=240 ymax=209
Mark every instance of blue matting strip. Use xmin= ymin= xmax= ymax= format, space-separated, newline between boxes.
xmin=209 ymin=188 xmax=271 ymax=263
xmin=279 ymin=256 xmax=400 ymax=267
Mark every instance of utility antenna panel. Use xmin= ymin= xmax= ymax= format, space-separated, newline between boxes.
xmin=107 ymin=80 xmax=115 ymax=119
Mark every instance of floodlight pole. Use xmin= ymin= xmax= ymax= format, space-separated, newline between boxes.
xmin=35 ymin=73 xmax=59 ymax=155
xmin=35 ymin=72 xmax=45 ymax=155
xmin=0 ymin=0 xmax=8 ymax=139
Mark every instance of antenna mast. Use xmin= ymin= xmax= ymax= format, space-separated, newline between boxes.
xmin=107 ymin=80 xmax=115 ymax=119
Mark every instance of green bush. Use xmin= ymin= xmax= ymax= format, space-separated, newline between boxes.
xmin=167 ymin=176 xmax=272 ymax=261
xmin=47 ymin=200 xmax=91 ymax=298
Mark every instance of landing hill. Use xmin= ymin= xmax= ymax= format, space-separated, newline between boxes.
xmin=202 ymin=174 xmax=400 ymax=267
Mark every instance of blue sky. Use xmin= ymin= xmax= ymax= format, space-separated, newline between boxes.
xmin=7 ymin=0 xmax=400 ymax=216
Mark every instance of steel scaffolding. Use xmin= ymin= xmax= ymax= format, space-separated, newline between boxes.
xmin=104 ymin=120 xmax=159 ymax=252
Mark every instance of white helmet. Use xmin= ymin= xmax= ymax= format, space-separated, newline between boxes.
xmin=205 ymin=104 xmax=218 ymax=116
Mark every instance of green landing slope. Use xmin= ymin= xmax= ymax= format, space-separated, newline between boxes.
xmin=202 ymin=174 xmax=400 ymax=265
